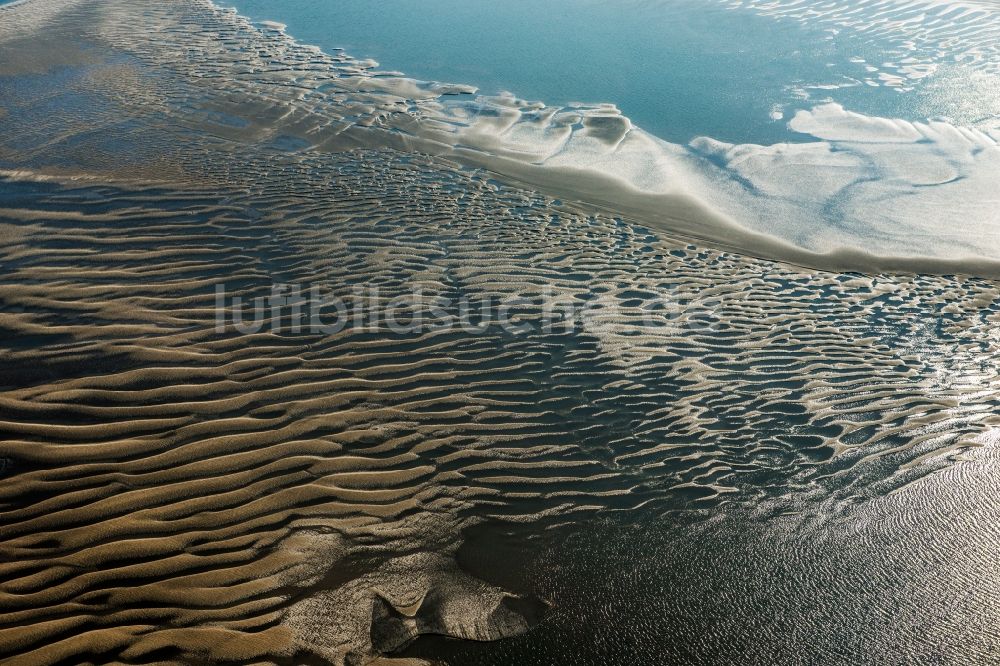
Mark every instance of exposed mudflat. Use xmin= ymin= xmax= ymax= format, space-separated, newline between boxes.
xmin=1 ymin=1 xmax=999 ymax=665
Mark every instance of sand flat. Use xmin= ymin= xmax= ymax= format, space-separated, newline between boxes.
xmin=1 ymin=1 xmax=999 ymax=664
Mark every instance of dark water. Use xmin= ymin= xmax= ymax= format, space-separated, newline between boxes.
xmin=402 ymin=473 xmax=1000 ymax=665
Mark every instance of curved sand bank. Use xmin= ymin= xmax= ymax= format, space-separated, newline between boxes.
xmin=10 ymin=0 xmax=1000 ymax=274
xmin=1 ymin=0 xmax=1000 ymax=664
xmin=399 ymin=95 xmax=1000 ymax=275
xmin=216 ymin=0 xmax=1000 ymax=274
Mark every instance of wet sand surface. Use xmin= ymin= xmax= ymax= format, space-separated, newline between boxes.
xmin=0 ymin=1 xmax=999 ymax=664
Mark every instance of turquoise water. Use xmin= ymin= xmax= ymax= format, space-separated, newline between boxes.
xmin=221 ymin=0 xmax=1000 ymax=267
xmin=226 ymin=0 xmax=998 ymax=146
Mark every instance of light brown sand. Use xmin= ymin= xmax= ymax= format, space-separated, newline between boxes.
xmin=1 ymin=1 xmax=999 ymax=665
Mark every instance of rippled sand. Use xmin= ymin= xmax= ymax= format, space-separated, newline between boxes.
xmin=1 ymin=1 xmax=999 ymax=664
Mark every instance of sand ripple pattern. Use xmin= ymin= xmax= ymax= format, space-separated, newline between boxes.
xmin=2 ymin=155 xmax=999 ymax=663
xmin=1 ymin=0 xmax=1000 ymax=664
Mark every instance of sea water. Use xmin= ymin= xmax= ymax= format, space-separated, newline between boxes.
xmin=226 ymin=0 xmax=1000 ymax=146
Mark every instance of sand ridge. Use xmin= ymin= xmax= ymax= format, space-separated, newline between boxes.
xmin=1 ymin=0 xmax=1000 ymax=664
